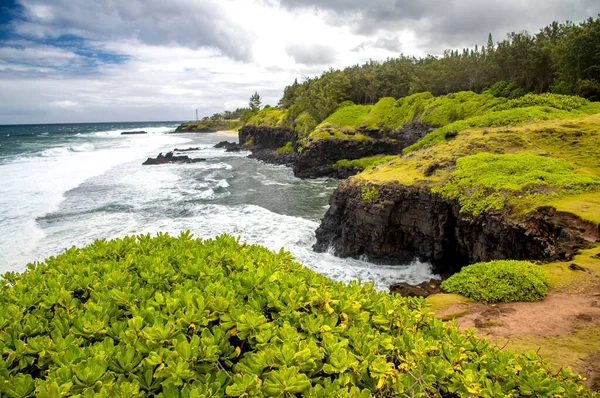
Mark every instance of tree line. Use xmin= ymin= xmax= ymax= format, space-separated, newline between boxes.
xmin=279 ymin=16 xmax=600 ymax=124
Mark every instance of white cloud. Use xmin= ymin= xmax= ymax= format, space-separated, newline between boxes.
xmin=0 ymin=0 xmax=598 ymax=123
xmin=0 ymin=40 xmax=84 ymax=67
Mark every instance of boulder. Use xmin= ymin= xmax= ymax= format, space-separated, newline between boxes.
xmin=142 ymin=152 xmax=206 ymax=165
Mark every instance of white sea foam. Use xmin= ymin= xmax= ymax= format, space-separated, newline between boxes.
xmin=70 ymin=143 xmax=95 ymax=152
xmin=0 ymin=127 xmax=437 ymax=289
xmin=40 ymin=147 xmax=70 ymax=157
xmin=0 ymin=127 xmax=190 ymax=272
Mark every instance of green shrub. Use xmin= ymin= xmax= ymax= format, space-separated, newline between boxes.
xmin=441 ymin=260 xmax=550 ymax=303
xmin=488 ymin=81 xmax=526 ymax=99
xmin=361 ymin=185 xmax=379 ymax=200
xmin=0 ymin=234 xmax=591 ymax=397
xmin=493 ymin=93 xmax=589 ymax=112
xmin=276 ymin=142 xmax=294 ymax=153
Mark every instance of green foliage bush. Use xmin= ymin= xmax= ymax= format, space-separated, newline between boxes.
xmin=488 ymin=81 xmax=526 ymax=99
xmin=493 ymin=93 xmax=590 ymax=112
xmin=1 ymin=234 xmax=591 ymax=397
xmin=276 ymin=142 xmax=294 ymax=153
xmin=433 ymin=153 xmax=600 ymax=215
xmin=361 ymin=185 xmax=379 ymax=200
xmin=441 ymin=260 xmax=550 ymax=303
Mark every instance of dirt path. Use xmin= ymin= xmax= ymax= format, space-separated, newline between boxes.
xmin=434 ymin=264 xmax=600 ymax=389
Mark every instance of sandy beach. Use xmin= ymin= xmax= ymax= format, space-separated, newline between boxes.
xmin=214 ymin=130 xmax=238 ymax=137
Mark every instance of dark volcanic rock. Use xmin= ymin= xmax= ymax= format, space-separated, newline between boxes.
xmin=238 ymin=121 xmax=433 ymax=179
xmin=215 ymin=141 xmax=242 ymax=152
xmin=314 ymin=180 xmax=599 ymax=275
xmin=121 ymin=131 xmax=147 ymax=135
xmin=238 ymin=125 xmax=298 ymax=166
xmin=445 ymin=130 xmax=458 ymax=139
xmin=142 ymin=152 xmax=206 ymax=165
xmin=239 ymin=125 xmax=296 ymax=149
xmin=174 ymin=147 xmax=200 ymax=152
xmin=424 ymin=162 xmax=441 ymax=177
xmin=390 ymin=279 xmax=442 ymax=297
xmin=294 ymin=121 xmax=434 ymax=179
xmin=249 ymin=149 xmax=296 ymax=166
xmin=569 ymin=263 xmax=590 ymax=272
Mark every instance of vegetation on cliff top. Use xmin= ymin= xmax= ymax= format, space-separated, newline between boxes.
xmin=176 ymin=119 xmax=242 ymax=133
xmin=440 ymin=260 xmax=550 ymax=303
xmin=357 ymin=112 xmax=600 ymax=224
xmin=1 ymin=233 xmax=594 ymax=397
xmin=333 ymin=155 xmax=397 ymax=171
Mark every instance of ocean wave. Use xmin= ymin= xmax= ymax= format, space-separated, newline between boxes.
xmin=70 ymin=143 xmax=95 ymax=152
xmin=40 ymin=147 xmax=70 ymax=157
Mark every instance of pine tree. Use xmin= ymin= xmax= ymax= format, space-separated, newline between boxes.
xmin=487 ymin=33 xmax=495 ymax=54
xmin=249 ymin=91 xmax=262 ymax=111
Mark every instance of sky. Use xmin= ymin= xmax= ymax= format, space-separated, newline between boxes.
xmin=0 ymin=0 xmax=598 ymax=124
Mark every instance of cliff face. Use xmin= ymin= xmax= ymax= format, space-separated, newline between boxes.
xmin=314 ymin=180 xmax=599 ymax=275
xmin=295 ymin=121 xmax=433 ymax=178
xmin=238 ymin=122 xmax=433 ymax=178
xmin=238 ymin=125 xmax=296 ymax=149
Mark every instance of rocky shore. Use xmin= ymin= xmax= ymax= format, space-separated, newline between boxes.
xmin=236 ymin=121 xmax=433 ymax=179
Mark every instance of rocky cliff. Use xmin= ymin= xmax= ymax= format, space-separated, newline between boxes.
xmin=238 ymin=121 xmax=433 ymax=178
xmin=314 ymin=180 xmax=599 ymax=275
xmin=294 ymin=121 xmax=432 ymax=178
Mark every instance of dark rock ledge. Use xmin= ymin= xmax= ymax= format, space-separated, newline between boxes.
xmin=314 ymin=180 xmax=599 ymax=277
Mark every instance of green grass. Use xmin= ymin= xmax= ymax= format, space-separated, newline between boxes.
xmin=441 ymin=260 xmax=550 ymax=303
xmin=433 ymin=153 xmax=600 ymax=216
xmin=419 ymin=91 xmax=504 ymax=126
xmin=247 ymin=108 xmax=291 ymax=128
xmin=309 ymin=124 xmax=372 ymax=141
xmin=323 ymin=103 xmax=372 ymax=128
xmin=333 ymin=155 xmax=397 ymax=170
xmin=1 ymin=233 xmax=592 ymax=397
xmin=404 ymin=93 xmax=597 ymax=153
xmin=357 ymin=114 xmax=600 ymax=224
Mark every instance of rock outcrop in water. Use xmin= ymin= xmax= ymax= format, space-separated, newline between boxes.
xmin=174 ymin=147 xmax=200 ymax=152
xmin=142 ymin=152 xmax=206 ymax=165
xmin=314 ymin=180 xmax=599 ymax=275
xmin=121 ymin=131 xmax=147 ymax=135
xmin=214 ymin=141 xmax=243 ymax=152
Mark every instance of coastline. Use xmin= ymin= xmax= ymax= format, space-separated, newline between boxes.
xmin=213 ymin=130 xmax=238 ymax=137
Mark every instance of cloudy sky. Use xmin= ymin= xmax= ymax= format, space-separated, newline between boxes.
xmin=0 ymin=0 xmax=598 ymax=124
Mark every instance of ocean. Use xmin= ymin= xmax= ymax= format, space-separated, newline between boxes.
xmin=0 ymin=121 xmax=436 ymax=290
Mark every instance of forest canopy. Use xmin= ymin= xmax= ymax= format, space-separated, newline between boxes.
xmin=278 ymin=16 xmax=600 ymax=125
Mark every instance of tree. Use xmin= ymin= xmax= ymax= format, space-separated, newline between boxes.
xmin=249 ymin=91 xmax=262 ymax=111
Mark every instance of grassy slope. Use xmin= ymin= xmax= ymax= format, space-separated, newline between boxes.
xmin=357 ymin=113 xmax=600 ymax=224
